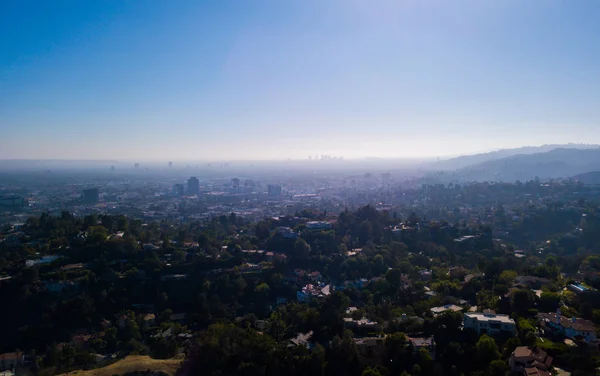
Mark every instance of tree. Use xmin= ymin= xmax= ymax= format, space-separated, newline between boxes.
xmin=294 ymin=239 xmax=311 ymax=259
xmin=488 ymin=359 xmax=508 ymax=376
xmin=512 ymin=289 xmax=536 ymax=316
xmin=362 ymin=367 xmax=382 ymax=376
xmin=255 ymin=283 xmax=270 ymax=307
xmin=358 ymin=220 xmax=373 ymax=244
xmin=476 ymin=334 xmax=500 ymax=367
xmin=539 ymin=291 xmax=561 ymax=312
xmin=498 ymin=270 xmax=517 ymax=285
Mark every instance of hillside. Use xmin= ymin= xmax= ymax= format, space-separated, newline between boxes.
xmin=571 ymin=171 xmax=600 ymax=185
xmin=57 ymin=355 xmax=182 ymax=376
xmin=447 ymin=147 xmax=600 ymax=182
xmin=433 ymin=144 xmax=600 ymax=171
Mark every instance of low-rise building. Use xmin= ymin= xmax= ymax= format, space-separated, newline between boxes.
xmin=537 ymin=311 xmax=597 ymax=343
xmin=353 ymin=336 xmax=386 ymax=353
xmin=143 ymin=313 xmax=156 ymax=328
xmin=0 ymin=353 xmax=23 ymax=371
xmin=430 ymin=304 xmax=463 ymax=315
xmin=297 ymin=284 xmax=331 ymax=302
xmin=289 ymin=331 xmax=313 ymax=349
xmin=407 ymin=336 xmax=436 ymax=359
xmin=343 ymin=317 xmax=379 ymax=330
xmin=419 ymin=269 xmax=433 ymax=281
xmin=306 ymin=221 xmax=332 ymax=231
xmin=509 ymin=346 xmax=553 ymax=376
xmin=463 ymin=311 xmax=516 ymax=336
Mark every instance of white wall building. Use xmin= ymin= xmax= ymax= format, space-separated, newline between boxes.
xmin=463 ymin=311 xmax=516 ymax=336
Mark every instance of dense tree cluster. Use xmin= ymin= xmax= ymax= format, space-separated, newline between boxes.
xmin=2 ymin=180 xmax=600 ymax=375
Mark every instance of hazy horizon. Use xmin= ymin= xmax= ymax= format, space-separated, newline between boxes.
xmin=2 ymin=1 xmax=600 ymax=160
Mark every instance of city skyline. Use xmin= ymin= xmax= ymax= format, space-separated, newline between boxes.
xmin=2 ymin=0 xmax=600 ymax=160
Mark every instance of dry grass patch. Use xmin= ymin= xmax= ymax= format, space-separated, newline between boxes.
xmin=58 ymin=355 xmax=183 ymax=376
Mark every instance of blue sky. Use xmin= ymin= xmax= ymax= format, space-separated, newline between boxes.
xmin=1 ymin=0 xmax=600 ymax=161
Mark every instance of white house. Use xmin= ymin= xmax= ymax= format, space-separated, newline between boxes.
xmin=463 ymin=311 xmax=516 ymax=336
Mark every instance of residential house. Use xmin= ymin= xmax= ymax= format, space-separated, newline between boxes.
xmin=463 ymin=311 xmax=516 ymax=336
xmin=277 ymin=227 xmax=298 ymax=239
xmin=346 ymin=248 xmax=363 ymax=257
xmin=343 ymin=318 xmax=379 ymax=330
xmin=346 ymin=307 xmax=358 ymax=316
xmin=44 ymin=280 xmax=79 ymax=293
xmin=309 ymin=271 xmax=323 ymax=283
xmin=289 ymin=331 xmax=313 ymax=349
xmin=169 ymin=313 xmax=187 ymax=323
xmin=424 ymin=291 xmax=437 ymax=299
xmin=118 ymin=314 xmax=129 ymax=328
xmin=72 ymin=334 xmax=94 ymax=350
xmin=100 ymin=319 xmax=112 ymax=330
xmin=297 ymin=284 xmax=331 ymax=302
xmin=430 ymin=304 xmax=463 ymax=316
xmin=509 ymin=346 xmax=553 ymax=376
xmin=60 ymin=263 xmax=85 ymax=271
xmin=0 ymin=353 xmax=23 ymax=371
xmin=419 ymin=269 xmax=433 ymax=281
xmin=306 ymin=221 xmax=332 ymax=231
xmin=160 ymin=274 xmax=188 ymax=282
xmin=143 ymin=313 xmax=156 ymax=328
xmin=464 ymin=273 xmax=484 ymax=284
xmin=353 ymin=337 xmax=386 ymax=353
xmin=537 ymin=311 xmax=597 ymax=343
xmin=513 ymin=276 xmax=551 ymax=290
xmin=407 ymin=337 xmax=436 ymax=359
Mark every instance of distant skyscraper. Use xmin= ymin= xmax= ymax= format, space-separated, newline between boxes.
xmin=110 ymin=165 xmax=115 ymax=173
xmin=168 ymin=161 xmax=173 ymax=168
xmin=187 ymin=177 xmax=200 ymax=195
xmin=268 ymin=184 xmax=282 ymax=196
xmin=231 ymin=178 xmax=240 ymax=189
xmin=134 ymin=163 xmax=140 ymax=169
xmin=173 ymin=184 xmax=184 ymax=197
xmin=82 ymin=188 xmax=99 ymax=204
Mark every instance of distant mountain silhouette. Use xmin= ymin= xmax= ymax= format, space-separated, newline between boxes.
xmin=571 ymin=171 xmax=600 ymax=185
xmin=438 ymin=147 xmax=600 ymax=182
xmin=434 ymin=144 xmax=600 ymax=170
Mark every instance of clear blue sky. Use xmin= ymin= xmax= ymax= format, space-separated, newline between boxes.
xmin=1 ymin=0 xmax=600 ymax=161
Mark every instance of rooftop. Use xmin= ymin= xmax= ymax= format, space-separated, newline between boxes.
xmin=465 ymin=312 xmax=515 ymax=324
xmin=538 ymin=312 xmax=596 ymax=332
xmin=431 ymin=304 xmax=463 ymax=314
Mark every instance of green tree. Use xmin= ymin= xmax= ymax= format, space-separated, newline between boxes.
xmin=294 ymin=238 xmax=311 ymax=259
xmin=476 ymin=334 xmax=500 ymax=367
xmin=362 ymin=367 xmax=382 ymax=376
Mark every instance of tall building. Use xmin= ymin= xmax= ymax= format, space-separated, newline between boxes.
xmin=82 ymin=188 xmax=99 ymax=204
xmin=134 ymin=163 xmax=140 ymax=169
xmin=0 ymin=196 xmax=26 ymax=209
xmin=168 ymin=161 xmax=173 ymax=168
xmin=187 ymin=177 xmax=200 ymax=195
xmin=173 ymin=184 xmax=184 ymax=197
xmin=110 ymin=165 xmax=116 ymax=173
xmin=268 ymin=184 xmax=282 ymax=196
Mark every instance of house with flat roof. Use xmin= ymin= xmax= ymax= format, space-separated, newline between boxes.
xmin=343 ymin=317 xmax=379 ymax=330
xmin=430 ymin=304 xmax=463 ymax=316
xmin=463 ymin=311 xmax=516 ymax=336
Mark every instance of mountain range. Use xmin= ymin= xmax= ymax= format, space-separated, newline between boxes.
xmin=429 ymin=144 xmax=600 ymax=183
